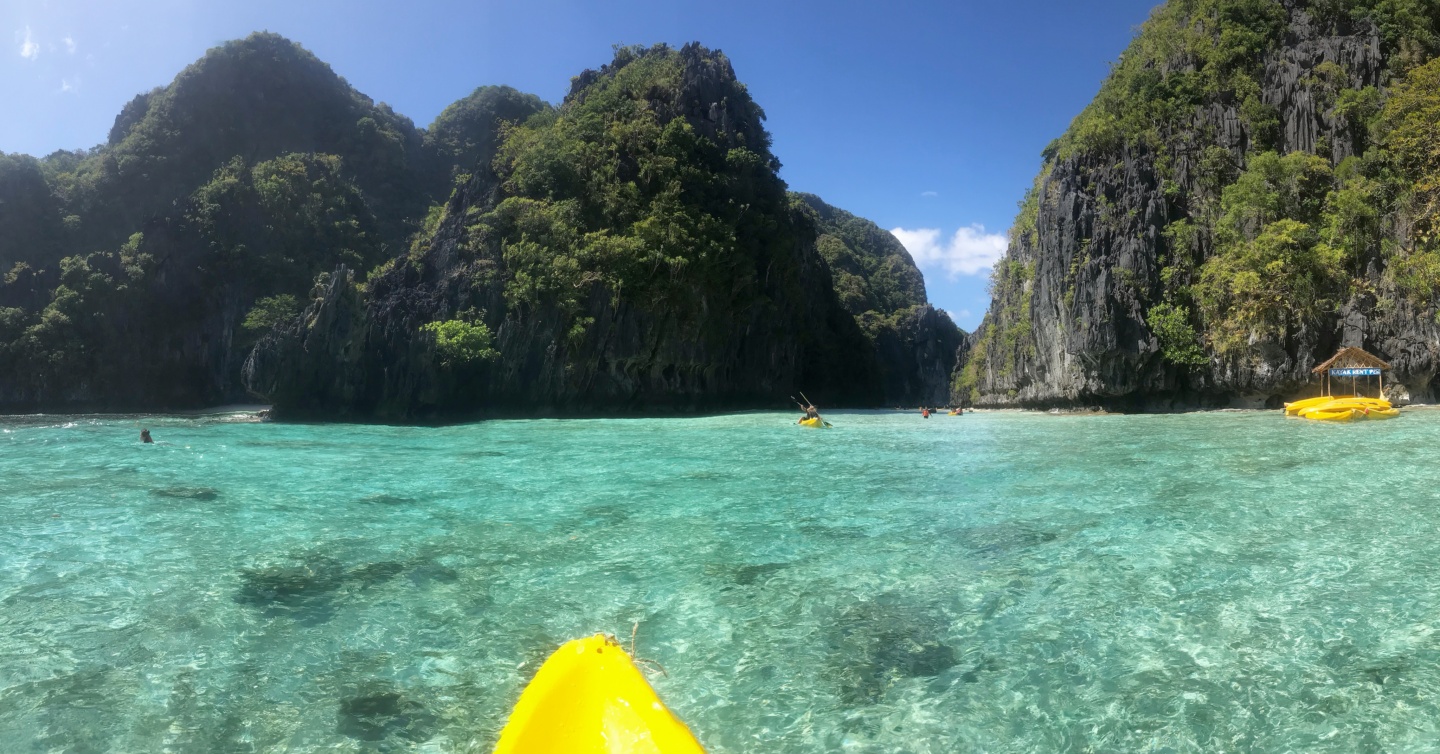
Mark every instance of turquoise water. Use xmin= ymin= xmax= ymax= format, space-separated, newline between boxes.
xmin=4 ymin=409 xmax=1440 ymax=752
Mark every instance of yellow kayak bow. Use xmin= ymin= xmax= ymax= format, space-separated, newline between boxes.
xmin=492 ymin=634 xmax=705 ymax=754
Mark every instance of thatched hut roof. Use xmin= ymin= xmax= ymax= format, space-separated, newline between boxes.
xmin=1312 ymin=346 xmax=1391 ymax=373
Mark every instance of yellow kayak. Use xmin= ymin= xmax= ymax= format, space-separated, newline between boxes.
xmin=1285 ymin=395 xmax=1355 ymax=416
xmin=1304 ymin=405 xmax=1399 ymax=421
xmin=1294 ymin=397 xmax=1391 ymax=418
xmin=492 ymin=634 xmax=705 ymax=754
xmin=798 ymin=417 xmax=828 ymax=428
xmin=947 ymin=410 xmax=961 ymax=416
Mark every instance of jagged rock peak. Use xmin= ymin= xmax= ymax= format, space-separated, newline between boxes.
xmin=566 ymin=42 xmax=773 ymax=157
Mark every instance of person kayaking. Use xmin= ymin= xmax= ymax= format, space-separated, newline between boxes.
xmin=793 ymin=393 xmax=829 ymax=426
xmin=140 ymin=428 xmax=154 ymax=444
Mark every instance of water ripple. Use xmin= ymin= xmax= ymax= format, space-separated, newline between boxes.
xmin=3 ymin=410 xmax=1440 ymax=751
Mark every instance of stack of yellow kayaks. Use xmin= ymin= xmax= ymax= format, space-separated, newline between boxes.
xmin=1285 ymin=395 xmax=1398 ymax=421
xmin=798 ymin=417 xmax=827 ymax=428
xmin=493 ymin=634 xmax=706 ymax=754
xmin=1284 ymin=395 xmax=1356 ymax=416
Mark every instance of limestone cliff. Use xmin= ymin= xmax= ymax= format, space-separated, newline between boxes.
xmin=245 ymin=44 xmax=884 ymax=419
xmin=793 ymin=193 xmax=963 ymax=406
xmin=960 ymin=0 xmax=1440 ymax=409
xmin=0 ymin=34 xmax=545 ymax=411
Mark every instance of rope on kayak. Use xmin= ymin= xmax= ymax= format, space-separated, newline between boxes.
xmin=628 ymin=621 xmax=670 ymax=678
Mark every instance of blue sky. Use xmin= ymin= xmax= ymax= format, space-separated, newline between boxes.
xmin=2 ymin=0 xmax=1158 ymax=330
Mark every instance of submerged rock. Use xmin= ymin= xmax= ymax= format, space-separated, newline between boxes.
xmin=578 ymin=504 xmax=633 ymax=527
xmin=828 ymin=593 xmax=958 ymax=704
xmin=150 ymin=486 xmax=221 ymax=501
xmin=346 ymin=560 xmax=409 ymax=586
xmin=948 ymin=522 xmax=1060 ymax=559
xmin=407 ymin=562 xmax=460 ymax=586
xmin=356 ymin=493 xmax=415 ymax=506
xmin=336 ymin=685 xmax=437 ymax=744
xmin=235 ymin=553 xmax=346 ymax=608
xmin=731 ymin=562 xmax=791 ymax=586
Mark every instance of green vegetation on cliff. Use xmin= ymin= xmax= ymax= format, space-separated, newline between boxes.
xmin=192 ymin=153 xmax=385 ymax=294
xmin=1055 ymin=0 xmax=1440 ymax=163
xmin=1191 ymin=46 xmax=1440 ymax=356
xmin=58 ymin=32 xmax=428 ymax=253
xmin=0 ymin=35 xmax=937 ymax=412
xmin=422 ymin=312 xmax=499 ymax=368
xmin=970 ymin=0 xmax=1440 ymax=404
xmin=247 ymin=42 xmax=940 ymax=417
xmin=0 ymin=33 xmax=546 ymax=408
xmin=424 ymin=85 xmax=550 ymax=189
xmin=790 ymin=192 xmax=961 ymax=405
xmin=460 ymin=44 xmax=790 ymax=332
xmin=790 ymin=192 xmax=927 ymax=318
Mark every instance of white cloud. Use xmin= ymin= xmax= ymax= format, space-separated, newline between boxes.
xmin=890 ymin=224 xmax=1009 ymax=279
xmin=18 ymin=26 xmax=39 ymax=60
xmin=958 ymin=309 xmax=972 ymax=320
xmin=920 ymin=191 xmax=939 ymax=198
xmin=59 ymin=76 xmax=79 ymax=93
xmin=63 ymin=35 xmax=75 ymax=54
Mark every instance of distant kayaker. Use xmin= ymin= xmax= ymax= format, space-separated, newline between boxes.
xmin=140 ymin=428 xmax=154 ymax=444
xmin=793 ymin=393 xmax=825 ymax=425
xmin=921 ymin=407 xmax=931 ymax=419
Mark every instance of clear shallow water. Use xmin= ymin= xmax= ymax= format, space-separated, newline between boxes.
xmin=4 ymin=410 xmax=1440 ymax=752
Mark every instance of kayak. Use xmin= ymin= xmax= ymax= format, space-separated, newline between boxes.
xmin=947 ymin=410 xmax=961 ymax=416
xmin=492 ymin=634 xmax=705 ymax=754
xmin=1285 ymin=394 xmax=1355 ymax=416
xmin=1292 ymin=396 xmax=1391 ymax=419
xmin=1302 ymin=402 xmax=1400 ymax=421
xmin=798 ymin=417 xmax=828 ymax=428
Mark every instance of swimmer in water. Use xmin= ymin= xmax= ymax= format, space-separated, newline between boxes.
xmin=140 ymin=428 xmax=153 ymax=444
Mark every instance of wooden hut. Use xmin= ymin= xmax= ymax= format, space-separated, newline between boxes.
xmin=1312 ymin=346 xmax=1391 ymax=398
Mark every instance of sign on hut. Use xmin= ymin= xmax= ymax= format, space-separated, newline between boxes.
xmin=1282 ymin=347 xmax=1400 ymax=421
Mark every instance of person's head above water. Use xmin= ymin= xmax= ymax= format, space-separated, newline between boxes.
xmin=140 ymin=428 xmax=153 ymax=443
